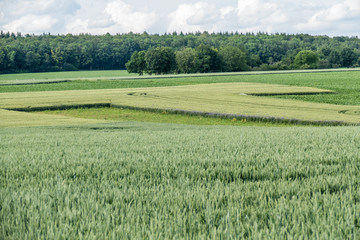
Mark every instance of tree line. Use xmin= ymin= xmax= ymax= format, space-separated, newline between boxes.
xmin=126 ymin=44 xmax=249 ymax=75
xmin=126 ymin=45 xmax=324 ymax=75
xmin=1 ymin=31 xmax=360 ymax=74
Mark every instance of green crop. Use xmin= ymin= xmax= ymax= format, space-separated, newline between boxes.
xmin=1 ymin=122 xmax=360 ymax=239
xmin=0 ymin=109 xmax=103 ymax=128
xmin=1 ymin=82 xmax=359 ymax=125
xmin=0 ymin=70 xmax=138 ymax=81
xmin=1 ymin=69 xmax=360 ymax=239
xmin=38 ymin=107 xmax=294 ymax=127
xmin=1 ymin=69 xmax=360 ymax=106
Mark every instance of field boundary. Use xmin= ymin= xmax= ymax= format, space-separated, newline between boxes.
xmin=247 ymin=91 xmax=336 ymax=96
xmin=111 ymin=105 xmax=353 ymax=126
xmin=6 ymin=103 xmax=356 ymax=126
xmin=0 ymin=80 xmax=71 ymax=86
xmin=104 ymin=68 xmax=360 ymax=81
xmin=2 ymin=68 xmax=360 ymax=82
xmin=6 ymin=103 xmax=112 ymax=112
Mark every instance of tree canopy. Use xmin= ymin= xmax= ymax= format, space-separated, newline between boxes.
xmin=125 ymin=50 xmax=146 ymax=75
xmin=294 ymin=50 xmax=319 ymax=69
xmin=1 ymin=31 xmax=360 ymax=74
xmin=145 ymin=47 xmax=176 ymax=75
xmin=218 ymin=46 xmax=249 ymax=72
xmin=175 ymin=48 xmax=198 ymax=74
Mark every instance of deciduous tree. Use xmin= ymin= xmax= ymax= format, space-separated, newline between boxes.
xmin=218 ymin=46 xmax=249 ymax=72
xmin=125 ymin=50 xmax=146 ymax=75
xmin=195 ymin=44 xmax=220 ymax=73
xmin=145 ymin=47 xmax=176 ymax=75
xmin=175 ymin=48 xmax=198 ymax=73
xmin=294 ymin=50 xmax=319 ymax=69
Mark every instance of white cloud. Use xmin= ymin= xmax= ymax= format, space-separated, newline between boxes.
xmin=104 ymin=0 xmax=157 ymax=33
xmin=0 ymin=0 xmax=360 ymax=36
xmin=296 ymin=0 xmax=360 ymax=33
xmin=65 ymin=0 xmax=158 ymax=34
xmin=1 ymin=0 xmax=80 ymax=34
xmin=65 ymin=19 xmax=89 ymax=34
xmin=346 ymin=0 xmax=360 ymax=10
xmin=3 ymin=15 xmax=58 ymax=33
xmin=10 ymin=0 xmax=80 ymax=16
xmin=167 ymin=2 xmax=221 ymax=33
xmin=187 ymin=3 xmax=220 ymax=25
xmin=235 ymin=0 xmax=287 ymax=28
xmin=167 ymin=0 xmax=287 ymax=34
xmin=88 ymin=17 xmax=115 ymax=29
xmin=220 ymin=6 xmax=235 ymax=20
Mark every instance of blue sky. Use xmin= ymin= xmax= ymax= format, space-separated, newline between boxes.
xmin=1 ymin=0 xmax=360 ymax=36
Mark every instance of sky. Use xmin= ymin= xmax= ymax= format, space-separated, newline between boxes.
xmin=1 ymin=0 xmax=360 ymax=36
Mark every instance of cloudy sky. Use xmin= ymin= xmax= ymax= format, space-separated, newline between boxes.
xmin=1 ymin=0 xmax=360 ymax=36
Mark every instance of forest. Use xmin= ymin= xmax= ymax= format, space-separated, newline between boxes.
xmin=0 ymin=31 xmax=360 ymax=74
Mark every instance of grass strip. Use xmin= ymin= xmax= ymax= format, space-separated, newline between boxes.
xmin=111 ymin=105 xmax=353 ymax=126
xmin=38 ymin=107 xmax=292 ymax=127
xmin=7 ymin=103 xmax=112 ymax=112
xmin=18 ymin=104 xmax=354 ymax=126
xmin=0 ymin=108 xmax=103 ymax=128
xmin=0 ymin=80 xmax=71 ymax=86
xmin=247 ymin=91 xmax=336 ymax=96
xmin=1 ymin=68 xmax=359 ymax=81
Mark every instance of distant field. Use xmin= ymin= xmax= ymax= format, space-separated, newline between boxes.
xmin=0 ymin=70 xmax=137 ymax=81
xmin=1 ymin=68 xmax=359 ymax=81
xmin=2 ymin=82 xmax=359 ymax=125
xmin=1 ymin=69 xmax=360 ymax=126
xmin=1 ymin=69 xmax=360 ymax=106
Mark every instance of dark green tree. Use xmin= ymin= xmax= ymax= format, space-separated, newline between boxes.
xmin=247 ymin=55 xmax=262 ymax=68
xmin=3 ymin=31 xmax=360 ymax=73
xmin=218 ymin=46 xmax=249 ymax=72
xmin=329 ymin=50 xmax=342 ymax=68
xmin=7 ymin=50 xmax=17 ymax=71
xmin=0 ymin=47 xmax=7 ymax=71
xmin=294 ymin=50 xmax=319 ymax=69
xmin=145 ymin=47 xmax=176 ymax=75
xmin=195 ymin=44 xmax=220 ymax=73
xmin=125 ymin=50 xmax=146 ymax=75
xmin=175 ymin=48 xmax=198 ymax=73
xmin=340 ymin=47 xmax=357 ymax=67
xmin=25 ymin=51 xmax=41 ymax=71
xmin=51 ymin=48 xmax=65 ymax=69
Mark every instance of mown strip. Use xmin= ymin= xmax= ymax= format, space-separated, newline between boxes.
xmin=247 ymin=91 xmax=336 ymax=96
xmin=8 ymin=103 xmax=353 ymax=126
xmin=111 ymin=105 xmax=351 ymax=126
xmin=37 ymin=107 xmax=292 ymax=127
xmin=0 ymin=80 xmax=71 ymax=86
xmin=0 ymin=108 xmax=103 ymax=128
xmin=7 ymin=103 xmax=111 ymax=112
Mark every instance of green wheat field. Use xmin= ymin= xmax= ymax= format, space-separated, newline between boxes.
xmin=1 ymin=69 xmax=360 ymax=239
